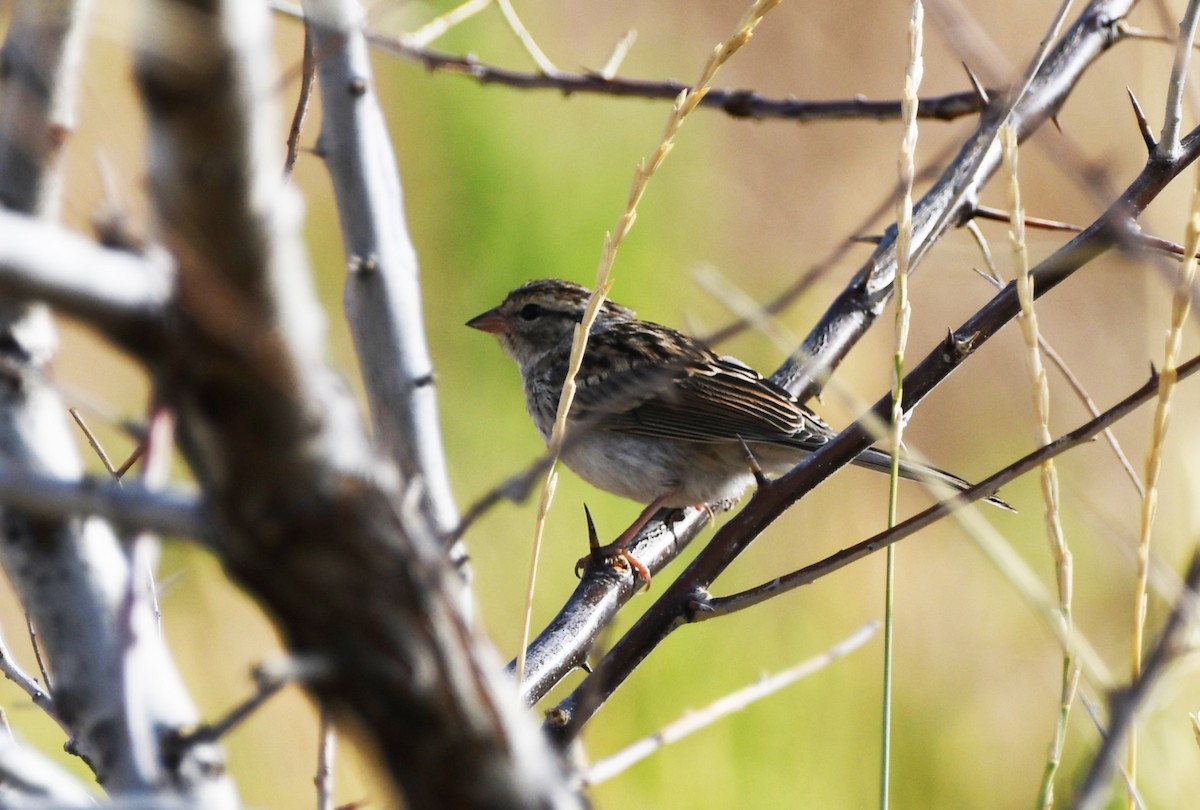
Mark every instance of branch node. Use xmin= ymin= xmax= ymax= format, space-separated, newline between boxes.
xmin=684 ymin=588 xmax=715 ymax=622
xmin=946 ymin=329 xmax=979 ymax=360
xmin=544 ymin=706 xmax=570 ymax=728
xmin=347 ymin=253 xmax=379 ymax=275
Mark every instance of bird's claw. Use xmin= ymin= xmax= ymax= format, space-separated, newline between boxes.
xmin=575 ymin=544 xmax=652 ymax=591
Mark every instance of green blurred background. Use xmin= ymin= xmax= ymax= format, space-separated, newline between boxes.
xmin=2 ymin=0 xmax=1199 ymax=807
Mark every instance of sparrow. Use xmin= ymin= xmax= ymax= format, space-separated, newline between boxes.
xmin=468 ymin=279 xmax=1007 ymax=582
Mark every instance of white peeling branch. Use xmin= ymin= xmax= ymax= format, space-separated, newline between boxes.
xmin=0 ymin=0 xmax=237 ymax=802
xmin=0 ymin=729 xmax=96 ymax=808
xmin=0 ymin=462 xmax=203 ymax=539
xmin=0 ymin=210 xmax=172 ymax=340
xmin=301 ymin=0 xmax=461 ymax=540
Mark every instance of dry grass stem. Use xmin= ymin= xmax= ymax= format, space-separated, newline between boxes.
xmin=599 ymin=30 xmax=637 ymax=80
xmin=495 ymin=0 xmax=558 ymax=75
xmin=579 ymin=621 xmax=878 ymax=787
xmin=516 ymin=0 xmax=783 ymax=684
xmin=966 ymin=222 xmax=1144 ymax=497
xmin=882 ymin=4 xmax=923 ymax=805
xmin=1128 ymin=140 xmax=1200 ymax=801
xmin=1005 ymin=123 xmax=1078 ymax=810
xmin=406 ymin=0 xmax=492 ymax=48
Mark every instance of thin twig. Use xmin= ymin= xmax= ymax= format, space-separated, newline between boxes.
xmin=700 ymin=352 xmax=1200 ymax=628
xmin=275 ymin=4 xmax=994 ymax=125
xmin=968 ymin=213 xmax=1142 ymax=500
xmin=0 ymin=627 xmax=54 ymax=714
xmin=598 ymin=30 xmax=637 ymax=80
xmin=69 ymin=407 xmax=119 ymax=479
xmin=285 ymin=23 xmax=317 ymax=176
xmin=316 ymin=708 xmax=334 ymax=810
xmin=173 ymin=668 xmax=290 ymax=748
xmin=1038 ymin=339 xmax=1145 ymax=497
xmin=24 ymin=614 xmax=51 ymax=694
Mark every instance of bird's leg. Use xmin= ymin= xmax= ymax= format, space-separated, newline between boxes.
xmin=577 ymin=494 xmax=670 ymax=589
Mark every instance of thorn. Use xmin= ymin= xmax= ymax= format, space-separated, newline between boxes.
xmin=962 ymin=62 xmax=989 ymax=106
xmin=971 ymin=266 xmax=1004 ymax=290
xmin=851 ymin=233 xmax=884 ymax=245
xmin=583 ymin=504 xmax=600 ymax=552
xmin=1149 ymin=360 xmax=1159 ymax=381
xmin=579 ymin=660 xmax=593 ymax=674
xmin=1050 ymin=114 xmax=1063 ymax=135
xmin=737 ymin=436 xmax=769 ymax=488
xmin=1127 ymin=87 xmax=1156 ymax=153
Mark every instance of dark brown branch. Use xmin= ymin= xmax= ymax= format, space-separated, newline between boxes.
xmin=271 ymin=4 xmax=991 ymax=125
xmin=774 ymin=0 xmax=1135 ymax=401
xmin=701 ymin=352 xmax=1200 ymax=617
xmin=284 ymin=24 xmax=316 ymax=175
xmin=366 ymin=34 xmax=991 ymax=123
xmin=544 ymin=119 xmax=1200 ymax=745
xmin=171 ymin=667 xmax=289 ymax=748
xmin=514 ymin=0 xmax=1142 ymax=713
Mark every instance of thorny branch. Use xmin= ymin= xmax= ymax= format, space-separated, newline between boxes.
xmin=268 ymin=1 xmax=990 ymax=124
xmin=513 ymin=0 xmax=1142 ymax=710
xmin=544 ymin=116 xmax=1200 ymax=743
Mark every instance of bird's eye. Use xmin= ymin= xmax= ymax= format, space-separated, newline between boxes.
xmin=518 ymin=303 xmax=543 ymax=321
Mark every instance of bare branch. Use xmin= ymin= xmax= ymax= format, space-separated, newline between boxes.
xmin=269 ymin=0 xmax=990 ymax=124
xmin=775 ymin=0 xmax=1134 ymax=399
xmin=0 ymin=0 xmax=235 ymax=799
xmin=0 ymin=462 xmax=203 ymax=539
xmin=284 ymin=25 xmax=316 ymax=176
xmin=1157 ymin=0 xmax=1200 ymax=157
xmin=0 ymin=730 xmax=96 ymax=808
xmin=700 ymin=353 xmax=1200 ymax=617
xmin=543 ymin=116 xmax=1200 ymax=744
xmin=301 ymin=0 xmax=462 ymax=542
xmin=367 ymin=34 xmax=989 ymax=124
xmin=0 ymin=624 xmax=54 ymax=715
xmin=0 ymin=210 xmax=172 ymax=345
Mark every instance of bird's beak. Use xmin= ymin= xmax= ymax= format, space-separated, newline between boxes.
xmin=466 ymin=307 xmax=506 ymax=334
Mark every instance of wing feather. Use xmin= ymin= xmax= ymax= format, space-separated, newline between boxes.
xmin=563 ymin=321 xmax=826 ymax=447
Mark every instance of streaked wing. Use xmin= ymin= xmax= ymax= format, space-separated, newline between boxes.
xmin=567 ymin=321 xmax=827 ymax=446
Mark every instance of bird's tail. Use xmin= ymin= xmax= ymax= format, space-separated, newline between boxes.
xmin=851 ymin=446 xmax=1014 ymax=512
